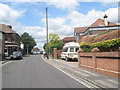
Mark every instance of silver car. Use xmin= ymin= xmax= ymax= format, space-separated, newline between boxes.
xmin=10 ymin=51 xmax=23 ymax=60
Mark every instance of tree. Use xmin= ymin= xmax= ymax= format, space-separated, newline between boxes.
xmin=43 ymin=33 xmax=63 ymax=56
xmin=21 ymin=32 xmax=36 ymax=54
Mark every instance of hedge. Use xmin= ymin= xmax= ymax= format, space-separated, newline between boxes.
xmin=80 ymin=38 xmax=120 ymax=52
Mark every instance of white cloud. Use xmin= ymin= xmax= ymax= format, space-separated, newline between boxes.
xmin=67 ymin=7 xmax=118 ymax=27
xmin=42 ymin=17 xmax=65 ymax=30
xmin=45 ymin=0 xmax=79 ymax=11
xmin=13 ymin=26 xmax=46 ymax=49
xmin=66 ymin=10 xmax=102 ymax=27
xmin=105 ymin=8 xmax=118 ymax=23
xmin=0 ymin=3 xmax=24 ymax=25
xmin=1 ymin=0 xmax=79 ymax=11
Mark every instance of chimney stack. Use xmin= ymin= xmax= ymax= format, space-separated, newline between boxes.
xmin=103 ymin=14 xmax=108 ymax=26
xmin=7 ymin=25 xmax=12 ymax=29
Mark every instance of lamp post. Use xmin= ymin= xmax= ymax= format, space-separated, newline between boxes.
xmin=26 ymin=44 xmax=29 ymax=55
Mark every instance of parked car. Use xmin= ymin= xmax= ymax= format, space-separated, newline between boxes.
xmin=4 ymin=52 xmax=9 ymax=57
xmin=10 ymin=51 xmax=23 ymax=60
xmin=61 ymin=42 xmax=80 ymax=61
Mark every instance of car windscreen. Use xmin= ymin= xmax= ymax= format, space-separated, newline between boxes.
xmin=70 ymin=47 xmax=74 ymax=52
xmin=13 ymin=52 xmax=20 ymax=55
xmin=75 ymin=48 xmax=79 ymax=52
xmin=62 ymin=47 xmax=68 ymax=52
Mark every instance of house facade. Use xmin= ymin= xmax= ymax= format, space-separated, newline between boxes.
xmin=74 ymin=15 xmax=119 ymax=42
xmin=0 ymin=24 xmax=21 ymax=56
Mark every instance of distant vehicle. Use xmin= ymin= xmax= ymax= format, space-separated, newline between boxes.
xmin=10 ymin=51 xmax=23 ymax=60
xmin=40 ymin=51 xmax=43 ymax=54
xmin=61 ymin=42 xmax=80 ymax=61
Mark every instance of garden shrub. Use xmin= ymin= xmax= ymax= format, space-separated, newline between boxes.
xmin=80 ymin=38 xmax=120 ymax=52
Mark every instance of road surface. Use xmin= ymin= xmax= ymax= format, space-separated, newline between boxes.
xmin=2 ymin=55 xmax=87 ymax=88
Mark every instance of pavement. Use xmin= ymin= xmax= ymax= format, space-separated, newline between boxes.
xmin=41 ymin=55 xmax=120 ymax=89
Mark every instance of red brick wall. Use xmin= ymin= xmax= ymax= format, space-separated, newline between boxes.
xmin=54 ymin=48 xmax=62 ymax=59
xmin=78 ymin=50 xmax=120 ymax=78
xmin=54 ymin=48 xmax=57 ymax=59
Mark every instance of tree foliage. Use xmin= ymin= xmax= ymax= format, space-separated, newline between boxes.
xmin=43 ymin=33 xmax=63 ymax=56
xmin=21 ymin=32 xmax=36 ymax=54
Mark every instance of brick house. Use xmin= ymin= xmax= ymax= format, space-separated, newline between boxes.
xmin=74 ymin=15 xmax=119 ymax=41
xmin=0 ymin=24 xmax=21 ymax=56
xmin=62 ymin=36 xmax=76 ymax=45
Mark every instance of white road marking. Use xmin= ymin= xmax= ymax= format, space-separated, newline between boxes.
xmin=76 ymin=68 xmax=99 ymax=76
xmin=0 ymin=61 xmax=12 ymax=66
xmin=107 ymin=79 xmax=120 ymax=85
xmin=95 ymin=80 xmax=116 ymax=88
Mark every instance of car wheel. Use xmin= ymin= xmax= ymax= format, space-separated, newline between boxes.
xmin=20 ymin=57 xmax=22 ymax=60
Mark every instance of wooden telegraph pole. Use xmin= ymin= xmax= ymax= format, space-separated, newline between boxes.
xmin=46 ymin=7 xmax=49 ymax=55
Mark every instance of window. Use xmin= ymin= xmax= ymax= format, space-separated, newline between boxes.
xmin=75 ymin=48 xmax=79 ymax=52
xmin=70 ymin=47 xmax=74 ymax=52
xmin=62 ymin=47 xmax=68 ymax=52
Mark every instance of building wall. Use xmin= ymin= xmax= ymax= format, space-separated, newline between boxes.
xmin=78 ymin=50 xmax=120 ymax=78
xmin=4 ymin=34 xmax=21 ymax=56
xmin=0 ymin=32 xmax=5 ymax=61
xmin=5 ymin=33 xmax=20 ymax=44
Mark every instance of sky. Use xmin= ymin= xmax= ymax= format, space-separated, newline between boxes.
xmin=0 ymin=0 xmax=119 ymax=50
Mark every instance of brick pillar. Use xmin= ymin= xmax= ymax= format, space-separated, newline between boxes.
xmin=92 ymin=48 xmax=100 ymax=71
xmin=54 ymin=48 xmax=57 ymax=59
xmin=78 ymin=49 xmax=83 ymax=67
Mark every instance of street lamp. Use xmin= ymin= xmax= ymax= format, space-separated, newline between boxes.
xmin=26 ymin=44 xmax=29 ymax=55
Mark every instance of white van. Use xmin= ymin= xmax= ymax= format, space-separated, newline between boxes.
xmin=61 ymin=42 xmax=80 ymax=61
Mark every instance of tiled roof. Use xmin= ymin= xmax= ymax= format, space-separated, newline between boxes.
xmin=91 ymin=30 xmax=119 ymax=43
xmin=90 ymin=18 xmax=117 ymax=27
xmin=0 ymin=24 xmax=16 ymax=34
xmin=74 ymin=18 xmax=117 ymax=34
xmin=62 ymin=36 xmax=76 ymax=41
xmin=74 ymin=27 xmax=88 ymax=34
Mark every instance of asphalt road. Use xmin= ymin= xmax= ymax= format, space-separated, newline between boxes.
xmin=2 ymin=55 xmax=87 ymax=88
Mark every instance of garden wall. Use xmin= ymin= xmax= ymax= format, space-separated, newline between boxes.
xmin=78 ymin=50 xmax=120 ymax=78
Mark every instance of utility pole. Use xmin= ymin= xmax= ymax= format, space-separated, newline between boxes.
xmin=46 ymin=7 xmax=48 ymax=54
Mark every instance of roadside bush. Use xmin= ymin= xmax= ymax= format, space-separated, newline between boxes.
xmin=91 ymin=38 xmax=120 ymax=48
xmin=80 ymin=42 xmax=92 ymax=52
xmin=80 ymin=38 xmax=120 ymax=52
